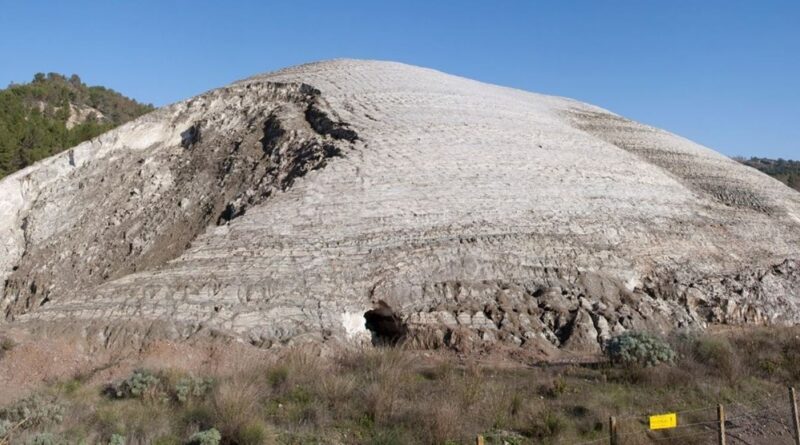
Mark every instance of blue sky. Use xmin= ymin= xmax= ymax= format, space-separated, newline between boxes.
xmin=1 ymin=1 xmax=797 ymax=159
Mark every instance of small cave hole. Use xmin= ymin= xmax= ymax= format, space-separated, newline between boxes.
xmin=364 ymin=300 xmax=407 ymax=346
xmin=181 ymin=125 xmax=201 ymax=148
xmin=217 ymin=203 xmax=246 ymax=225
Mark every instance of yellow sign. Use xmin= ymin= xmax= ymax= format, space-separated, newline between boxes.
xmin=649 ymin=413 xmax=677 ymax=430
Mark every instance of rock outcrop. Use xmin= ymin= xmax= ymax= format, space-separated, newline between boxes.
xmin=1 ymin=60 xmax=798 ymax=354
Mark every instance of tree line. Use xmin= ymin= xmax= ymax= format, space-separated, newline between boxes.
xmin=736 ymin=156 xmax=800 ymax=192
xmin=0 ymin=73 xmax=153 ymax=177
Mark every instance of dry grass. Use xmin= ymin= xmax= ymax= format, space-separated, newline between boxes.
xmin=3 ymin=328 xmax=800 ymax=444
xmin=211 ymin=376 xmax=268 ymax=444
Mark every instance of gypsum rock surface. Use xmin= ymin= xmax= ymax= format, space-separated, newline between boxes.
xmin=0 ymin=59 xmax=799 ymax=353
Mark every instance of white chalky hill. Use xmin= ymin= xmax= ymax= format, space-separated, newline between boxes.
xmin=1 ymin=60 xmax=798 ymax=353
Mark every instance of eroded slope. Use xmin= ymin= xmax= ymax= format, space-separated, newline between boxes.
xmin=1 ymin=60 xmax=799 ymax=355
xmin=1 ymin=81 xmax=359 ymax=321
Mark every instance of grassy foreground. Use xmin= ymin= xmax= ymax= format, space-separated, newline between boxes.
xmin=2 ymin=327 xmax=800 ymax=445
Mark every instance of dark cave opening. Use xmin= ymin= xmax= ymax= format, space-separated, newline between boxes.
xmin=364 ymin=300 xmax=407 ymax=346
xmin=181 ymin=125 xmax=201 ymax=148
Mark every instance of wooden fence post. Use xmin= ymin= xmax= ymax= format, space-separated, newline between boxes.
xmin=609 ymin=416 xmax=618 ymax=445
xmin=476 ymin=434 xmax=485 ymax=445
xmin=718 ymin=404 xmax=726 ymax=445
xmin=790 ymin=387 xmax=800 ymax=445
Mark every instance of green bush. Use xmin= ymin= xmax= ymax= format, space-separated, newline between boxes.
xmin=605 ymin=332 xmax=675 ymax=367
xmin=0 ymin=394 xmax=65 ymax=428
xmin=108 ymin=369 xmax=162 ymax=399
xmin=107 ymin=371 xmax=213 ymax=404
xmin=174 ymin=377 xmax=214 ymax=404
xmin=27 ymin=432 xmax=65 ymax=445
xmin=235 ymin=421 xmax=268 ymax=445
xmin=108 ymin=433 xmax=125 ymax=445
xmin=188 ymin=428 xmax=221 ymax=445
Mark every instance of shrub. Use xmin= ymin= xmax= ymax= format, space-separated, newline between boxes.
xmin=526 ymin=409 xmax=566 ymax=440
xmin=108 ymin=369 xmax=162 ymax=399
xmin=181 ymin=405 xmax=214 ymax=430
xmin=27 ymin=432 xmax=65 ymax=445
xmin=539 ymin=375 xmax=568 ymax=399
xmin=0 ymin=394 xmax=65 ymax=428
xmin=108 ymin=433 xmax=125 ymax=445
xmin=174 ymin=377 xmax=214 ymax=404
xmin=284 ymin=389 xmax=322 ymax=426
xmin=356 ymin=349 xmax=414 ymax=424
xmin=266 ymin=367 xmax=289 ymax=388
xmin=420 ymin=402 xmax=461 ymax=445
xmin=210 ymin=376 xmax=266 ymax=442
xmin=91 ymin=406 xmax=126 ymax=439
xmin=605 ymin=332 xmax=675 ymax=367
xmin=235 ymin=421 xmax=269 ymax=445
xmin=690 ymin=336 xmax=739 ymax=382
xmin=188 ymin=428 xmax=221 ymax=445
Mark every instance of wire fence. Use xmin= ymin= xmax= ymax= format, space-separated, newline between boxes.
xmin=476 ymin=388 xmax=800 ymax=445
xmin=573 ymin=390 xmax=798 ymax=445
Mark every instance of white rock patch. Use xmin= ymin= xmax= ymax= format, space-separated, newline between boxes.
xmin=341 ymin=311 xmax=370 ymax=340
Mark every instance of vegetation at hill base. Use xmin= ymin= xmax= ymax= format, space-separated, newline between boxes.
xmin=0 ymin=73 xmax=153 ymax=178
xmin=2 ymin=327 xmax=800 ymax=444
xmin=736 ymin=156 xmax=800 ymax=192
